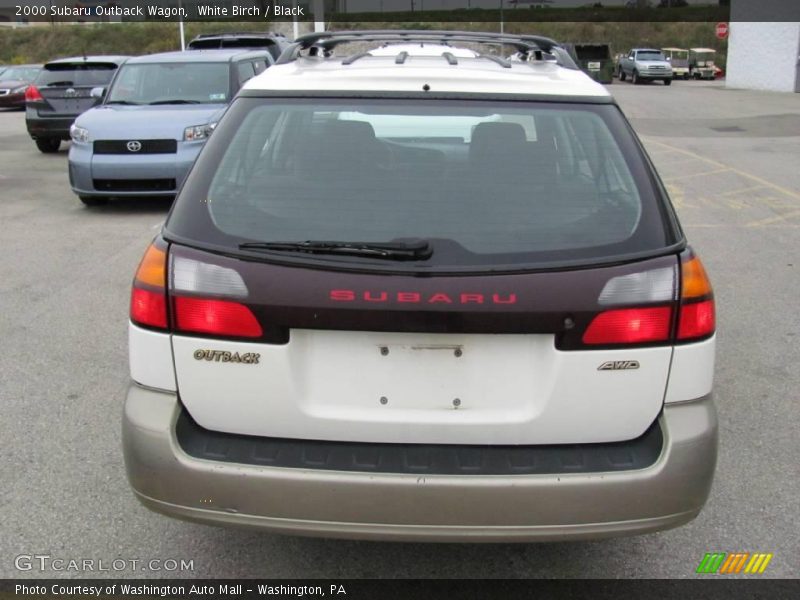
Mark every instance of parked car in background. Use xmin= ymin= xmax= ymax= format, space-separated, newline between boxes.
xmin=0 ymin=64 xmax=41 ymax=109
xmin=187 ymin=31 xmax=289 ymax=61
xmin=25 ymin=56 xmax=129 ymax=153
xmin=563 ymin=43 xmax=614 ymax=84
xmin=662 ymin=47 xmax=690 ymax=79
xmin=68 ymin=49 xmax=274 ymax=206
xmin=617 ymin=48 xmax=673 ymax=85
xmin=689 ymin=48 xmax=717 ymax=80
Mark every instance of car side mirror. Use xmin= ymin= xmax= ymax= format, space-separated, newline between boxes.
xmin=90 ymin=87 xmax=105 ymax=100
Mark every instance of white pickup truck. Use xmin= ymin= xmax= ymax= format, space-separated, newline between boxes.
xmin=617 ymin=48 xmax=673 ymax=85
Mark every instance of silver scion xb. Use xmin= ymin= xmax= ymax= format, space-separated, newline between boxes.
xmin=67 ymin=49 xmax=273 ymax=206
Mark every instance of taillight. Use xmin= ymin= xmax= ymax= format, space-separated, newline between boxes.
xmin=580 ymin=252 xmax=714 ymax=347
xmin=130 ymin=242 xmax=168 ymax=330
xmin=25 ymin=85 xmax=43 ymax=102
xmin=677 ymin=255 xmax=715 ymax=341
xmin=130 ymin=243 xmax=262 ymax=338
xmin=130 ymin=288 xmax=167 ymax=329
xmin=173 ymin=297 xmax=262 ymax=338
xmin=583 ymin=306 xmax=672 ymax=345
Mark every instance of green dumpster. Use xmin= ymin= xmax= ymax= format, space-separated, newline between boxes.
xmin=563 ymin=43 xmax=615 ymax=84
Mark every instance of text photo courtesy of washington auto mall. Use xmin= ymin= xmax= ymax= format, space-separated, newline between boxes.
xmin=0 ymin=0 xmax=799 ymax=597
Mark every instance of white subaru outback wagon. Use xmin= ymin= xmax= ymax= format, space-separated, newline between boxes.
xmin=123 ymin=31 xmax=717 ymax=542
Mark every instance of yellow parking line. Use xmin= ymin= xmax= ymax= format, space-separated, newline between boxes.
xmin=644 ymin=139 xmax=800 ymax=202
xmin=719 ymin=185 xmax=765 ymax=197
xmin=663 ymin=168 xmax=731 ymax=182
xmin=746 ymin=208 xmax=800 ymax=227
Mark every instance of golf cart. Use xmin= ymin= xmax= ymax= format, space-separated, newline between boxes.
xmin=689 ymin=48 xmax=717 ymax=80
xmin=662 ymin=47 xmax=690 ymax=79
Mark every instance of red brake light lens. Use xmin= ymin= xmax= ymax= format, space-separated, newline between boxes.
xmin=678 ymin=254 xmax=715 ymax=341
xmin=174 ymin=297 xmax=262 ymax=338
xmin=583 ymin=306 xmax=672 ymax=345
xmin=130 ymin=242 xmax=168 ymax=330
xmin=678 ymin=299 xmax=715 ymax=340
xmin=130 ymin=288 xmax=168 ymax=329
xmin=25 ymin=85 xmax=43 ymax=102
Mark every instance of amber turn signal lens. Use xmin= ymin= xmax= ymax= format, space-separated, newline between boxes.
xmin=681 ymin=256 xmax=713 ymax=299
xmin=135 ymin=244 xmax=167 ymax=288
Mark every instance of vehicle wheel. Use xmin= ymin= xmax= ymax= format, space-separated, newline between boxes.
xmin=619 ymin=69 xmax=627 ymax=82
xmin=631 ymin=71 xmax=639 ymax=85
xmin=35 ymin=138 xmax=61 ymax=153
xmin=79 ymin=195 xmax=109 ymax=207
xmin=664 ymin=78 xmax=672 ymax=86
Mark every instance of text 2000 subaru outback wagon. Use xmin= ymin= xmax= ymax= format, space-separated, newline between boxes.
xmin=123 ymin=31 xmax=717 ymax=542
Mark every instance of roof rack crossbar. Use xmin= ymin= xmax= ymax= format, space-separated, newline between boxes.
xmin=341 ymin=51 xmax=372 ymax=66
xmin=441 ymin=52 xmax=458 ymax=66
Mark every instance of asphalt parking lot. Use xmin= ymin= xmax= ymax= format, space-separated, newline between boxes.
xmin=1 ymin=79 xmax=798 ymax=579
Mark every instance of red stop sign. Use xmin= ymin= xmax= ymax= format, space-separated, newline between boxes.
xmin=716 ymin=22 xmax=729 ymax=39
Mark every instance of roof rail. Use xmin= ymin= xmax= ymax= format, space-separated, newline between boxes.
xmin=275 ymin=30 xmax=578 ymax=70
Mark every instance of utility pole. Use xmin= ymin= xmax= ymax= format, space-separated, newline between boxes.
xmin=178 ymin=0 xmax=185 ymax=51
xmin=313 ymin=0 xmax=325 ymax=33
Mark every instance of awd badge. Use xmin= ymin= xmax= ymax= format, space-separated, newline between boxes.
xmin=597 ymin=360 xmax=640 ymax=371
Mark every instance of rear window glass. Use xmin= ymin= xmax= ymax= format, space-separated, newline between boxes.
xmin=1 ymin=66 xmax=40 ymax=82
xmin=38 ymin=63 xmax=117 ymax=87
xmin=107 ymin=62 xmax=230 ymax=105
xmin=167 ymin=98 xmax=672 ymax=272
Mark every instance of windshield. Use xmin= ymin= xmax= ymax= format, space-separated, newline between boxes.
xmin=37 ymin=63 xmax=116 ymax=87
xmin=107 ymin=62 xmax=230 ymax=105
xmin=167 ymin=98 xmax=671 ymax=272
xmin=1 ymin=67 xmax=39 ymax=82
xmin=636 ymin=51 xmax=665 ymax=61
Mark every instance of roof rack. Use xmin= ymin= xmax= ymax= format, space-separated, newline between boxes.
xmin=275 ymin=30 xmax=578 ymax=69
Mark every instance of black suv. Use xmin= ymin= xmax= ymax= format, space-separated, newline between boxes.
xmin=25 ymin=55 xmax=129 ymax=153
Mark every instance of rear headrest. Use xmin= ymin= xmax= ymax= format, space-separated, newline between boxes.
xmin=299 ymin=120 xmax=380 ymax=181
xmin=469 ymin=122 xmax=527 ymax=163
xmin=320 ymin=120 xmax=378 ymax=153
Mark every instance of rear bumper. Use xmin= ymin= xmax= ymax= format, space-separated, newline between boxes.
xmin=123 ymin=385 xmax=717 ymax=542
xmin=25 ymin=113 xmax=74 ymax=140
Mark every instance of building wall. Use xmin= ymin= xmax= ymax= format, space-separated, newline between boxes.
xmin=726 ymin=22 xmax=800 ymax=93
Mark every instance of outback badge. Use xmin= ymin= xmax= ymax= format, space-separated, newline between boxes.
xmin=598 ymin=360 xmax=640 ymax=371
xmin=194 ymin=349 xmax=260 ymax=364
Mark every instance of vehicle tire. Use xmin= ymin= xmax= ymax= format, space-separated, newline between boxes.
xmin=631 ymin=71 xmax=639 ymax=85
xmin=664 ymin=78 xmax=672 ymax=86
xmin=35 ymin=138 xmax=61 ymax=153
xmin=619 ymin=69 xmax=627 ymax=82
xmin=79 ymin=195 xmax=109 ymax=207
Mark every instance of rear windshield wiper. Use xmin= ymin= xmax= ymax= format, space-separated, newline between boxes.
xmin=238 ymin=239 xmax=433 ymax=261
xmin=148 ymin=99 xmax=202 ymax=105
